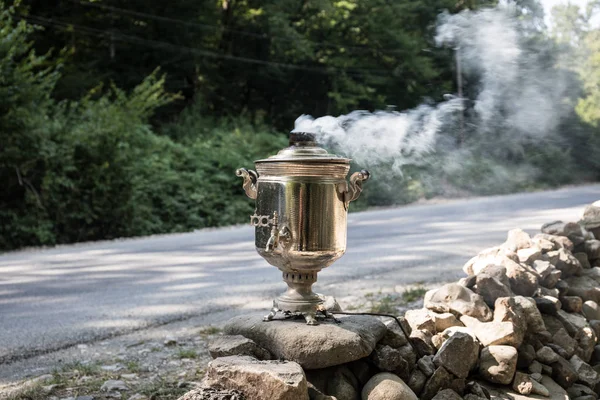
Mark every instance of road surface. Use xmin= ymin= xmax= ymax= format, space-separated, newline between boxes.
xmin=2 ymin=184 xmax=600 ymax=366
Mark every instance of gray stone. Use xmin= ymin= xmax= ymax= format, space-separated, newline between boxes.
xmin=543 ymin=270 xmax=563 ymax=289
xmin=178 ymin=387 xmax=245 ymax=400
xmin=431 ymin=389 xmax=462 ymax=400
xmin=533 ymin=236 xmax=557 ymax=252
xmin=529 ymin=360 xmax=543 ymax=374
xmin=307 ymin=382 xmax=336 ymax=400
xmin=556 ymin=279 xmax=570 ymax=296
xmin=409 ymin=330 xmax=436 ymax=357
xmin=224 ymin=314 xmax=386 ymax=369
xmin=417 ymin=356 xmax=435 ymax=377
xmin=560 ymin=296 xmax=583 ymax=313
xmin=465 ymin=381 xmax=490 ymax=399
xmin=504 ymin=260 xmax=540 ymax=297
xmin=495 ymin=296 xmax=546 ymax=334
xmin=537 ymin=346 xmax=559 ymax=364
xmin=552 ymin=328 xmax=577 ymax=358
xmin=535 ymin=296 xmax=562 ymax=315
xmin=463 ymin=246 xmax=519 ymax=276
xmin=101 ymin=380 xmax=128 ymax=392
xmin=583 ymin=301 xmax=600 ymax=321
xmin=512 ymin=371 xmax=534 ymax=395
xmin=551 ymin=356 xmax=579 ymax=389
xmin=556 ymin=309 xmax=588 ymax=336
xmin=582 ymin=202 xmax=600 ymax=229
xmin=575 ymin=253 xmax=592 ymax=269
xmin=570 ymin=355 xmax=599 ymax=387
xmin=460 ymin=315 xmax=524 ymax=347
xmin=585 ymin=240 xmax=600 ymax=260
xmin=505 ymin=229 xmax=533 ymax=251
xmin=380 ymin=319 xmax=409 ymax=348
xmin=433 ymin=332 xmax=479 ymax=379
xmin=420 ymin=366 xmax=453 ymax=400
xmin=203 ymin=356 xmax=308 ymax=400
xmin=361 ymin=372 xmax=417 ymax=400
xmin=209 ymin=335 xmax=272 ymax=360
xmin=407 ymin=369 xmax=427 ymax=396
xmin=553 ymin=248 xmax=584 ymax=278
xmin=517 ymin=344 xmax=536 ymax=369
xmin=567 ymin=383 xmax=598 ymax=399
xmin=535 ymin=233 xmax=574 ymax=251
xmin=475 ymin=266 xmax=514 ymax=307
xmin=328 ymin=366 xmax=359 ymax=400
xmin=518 ymin=247 xmax=543 ymax=264
xmin=424 ymin=284 xmax=492 ymax=322
xmin=348 ymin=359 xmax=376 ymax=387
xmin=396 ymin=343 xmax=417 ymax=370
xmin=479 ymin=345 xmax=518 ymax=385
xmin=405 ymin=309 xmax=436 ymax=335
xmin=370 ymin=345 xmax=404 ymax=372
xmin=430 ymin=312 xmax=463 ymax=332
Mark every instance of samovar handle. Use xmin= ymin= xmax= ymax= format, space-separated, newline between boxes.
xmin=340 ymin=170 xmax=370 ymax=205
xmin=235 ymin=168 xmax=258 ymax=199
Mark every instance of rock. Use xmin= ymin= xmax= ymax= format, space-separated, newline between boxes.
xmin=409 ymin=330 xmax=436 ymax=357
xmin=552 ymin=328 xmax=577 ymax=358
xmin=209 ymin=335 xmax=272 ymax=360
xmin=568 ymin=275 xmax=600 ymax=303
xmin=504 ymin=260 xmax=540 ymax=297
xmin=405 ymin=309 xmax=436 ymax=335
xmin=380 ymin=319 xmax=409 ymax=348
xmin=396 ymin=344 xmax=417 ymax=370
xmin=582 ymin=202 xmax=600 ymax=229
xmin=578 ymin=326 xmax=597 ymax=362
xmin=537 ymin=346 xmax=559 ymax=364
xmin=551 ymin=356 xmax=579 ymax=389
xmin=420 ymin=366 xmax=453 ymax=400
xmin=495 ymin=296 xmax=546 ymax=334
xmin=552 ymin=248 xmax=584 ymax=278
xmin=518 ymin=247 xmax=542 ymax=264
xmin=127 ymin=395 xmax=147 ymax=400
xmin=512 ymin=371 xmax=534 ymax=395
xmin=583 ymin=301 xmax=600 ymax=321
xmin=531 ymin=379 xmax=551 ymax=397
xmin=431 ymin=389 xmax=462 ymax=400
xmin=534 ymin=259 xmax=555 ymax=278
xmin=529 ymin=360 xmax=543 ymax=374
xmin=164 ymin=335 xmax=178 ymax=346
xmin=361 ymin=372 xmax=417 ymax=400
xmin=178 ymin=387 xmax=245 ymax=400
xmin=556 ymin=280 xmax=570 ymax=296
xmin=505 ymin=229 xmax=533 ymax=251
xmin=475 ymin=266 xmax=514 ymax=307
xmin=370 ymin=345 xmax=404 ymax=372
xmin=465 ymin=381 xmax=491 ymax=399
xmin=463 ymin=247 xmax=519 ymax=276
xmin=556 ymin=309 xmax=588 ymax=336
xmin=458 ymin=275 xmax=477 ymax=289
xmin=430 ymin=312 xmax=463 ymax=332
xmin=539 ymin=286 xmax=561 ymax=298
xmin=543 ymin=270 xmax=563 ymax=289
xmin=328 ymin=366 xmax=360 ymax=400
xmin=417 ymin=356 xmax=435 ymax=377
xmin=535 ymin=233 xmax=574 ymax=251
xmin=560 ymin=296 xmax=583 ymax=313
xmin=535 ymin=296 xmax=562 ymax=315
xmin=570 ymin=355 xmax=599 ymax=387
xmin=517 ymin=344 xmax=536 ymax=369
xmin=590 ymin=320 xmax=600 ymax=339
xmin=533 ymin=236 xmax=557 ymax=252
xmin=460 ymin=315 xmax=524 ymax=347
xmin=431 ymin=333 xmax=445 ymax=350
xmin=101 ymin=380 xmax=128 ymax=392
xmin=224 ymin=314 xmax=386 ymax=369
xmin=585 ymin=240 xmax=600 ymax=260
xmin=478 ymin=345 xmax=518 ymax=385
xmin=407 ymin=369 xmax=427 ymax=396
xmin=567 ymin=383 xmax=598 ymax=399
xmin=307 ymin=382 xmax=336 ymax=400
xmin=433 ymin=332 xmax=479 ymax=379
xmin=542 ymin=221 xmax=586 ymax=246
xmin=575 ymin=253 xmax=592 ymax=269
xmin=203 ymin=356 xmax=308 ymax=400
xmin=424 ymin=284 xmax=492 ymax=322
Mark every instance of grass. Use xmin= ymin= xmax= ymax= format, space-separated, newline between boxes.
xmin=199 ymin=326 xmax=221 ymax=336
xmin=5 ymin=384 xmax=48 ymax=400
xmin=126 ymin=360 xmax=141 ymax=373
xmin=365 ymin=284 xmax=428 ymax=314
xmin=176 ymin=348 xmax=197 ymax=359
xmin=61 ymin=361 xmax=99 ymax=376
xmin=138 ymin=378 xmax=188 ymax=400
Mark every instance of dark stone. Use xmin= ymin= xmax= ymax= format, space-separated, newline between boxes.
xmin=420 ymin=366 xmax=453 ymax=400
xmin=551 ymin=356 xmax=579 ymax=389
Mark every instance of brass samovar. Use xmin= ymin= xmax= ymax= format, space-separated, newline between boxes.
xmin=236 ymin=131 xmax=369 ymax=325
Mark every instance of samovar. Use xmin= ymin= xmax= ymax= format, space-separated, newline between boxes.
xmin=236 ymin=131 xmax=369 ymax=325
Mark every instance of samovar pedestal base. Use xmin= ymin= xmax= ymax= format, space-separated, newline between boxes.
xmin=263 ymin=270 xmax=336 ymax=325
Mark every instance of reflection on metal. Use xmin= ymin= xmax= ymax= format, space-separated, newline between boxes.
xmin=236 ymin=131 xmax=369 ymax=325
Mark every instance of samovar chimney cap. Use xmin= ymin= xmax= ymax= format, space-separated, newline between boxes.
xmin=289 ymin=131 xmax=317 ymax=146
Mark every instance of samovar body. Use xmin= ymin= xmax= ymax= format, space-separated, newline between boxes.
xmin=237 ymin=132 xmax=369 ymax=324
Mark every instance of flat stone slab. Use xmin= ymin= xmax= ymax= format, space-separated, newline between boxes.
xmin=224 ymin=314 xmax=387 ymax=369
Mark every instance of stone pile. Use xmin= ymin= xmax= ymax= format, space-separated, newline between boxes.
xmin=180 ymin=200 xmax=600 ymax=400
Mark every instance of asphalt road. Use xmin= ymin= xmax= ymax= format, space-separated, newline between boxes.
xmin=2 ymin=184 xmax=600 ymax=366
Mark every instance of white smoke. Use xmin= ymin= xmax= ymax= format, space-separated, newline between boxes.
xmin=294 ymin=5 xmax=572 ymax=174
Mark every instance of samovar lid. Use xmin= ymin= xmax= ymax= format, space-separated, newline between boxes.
xmin=256 ymin=132 xmax=350 ymax=164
